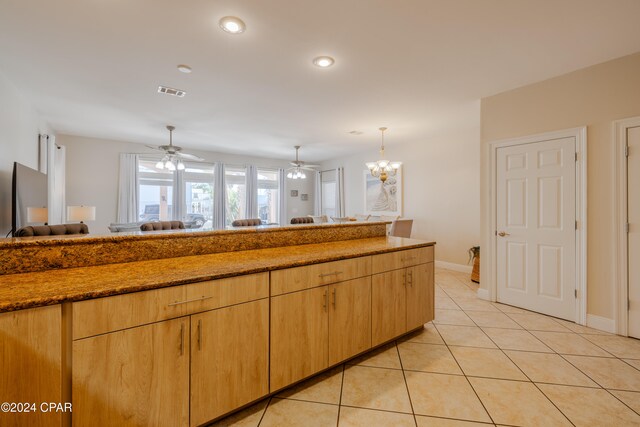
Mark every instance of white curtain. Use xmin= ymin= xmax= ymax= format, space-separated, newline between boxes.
xmin=173 ymin=170 xmax=184 ymax=221
xmin=116 ymin=153 xmax=139 ymax=223
xmin=314 ymin=170 xmax=322 ymax=216
xmin=278 ymin=168 xmax=286 ymax=225
xmin=246 ymin=165 xmax=258 ymax=219
xmin=335 ymin=167 xmax=345 ymax=217
xmin=213 ymin=162 xmax=226 ymax=229
xmin=47 ymin=136 xmax=66 ymax=225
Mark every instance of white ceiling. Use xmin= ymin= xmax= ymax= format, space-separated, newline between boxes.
xmin=1 ymin=0 xmax=640 ymax=162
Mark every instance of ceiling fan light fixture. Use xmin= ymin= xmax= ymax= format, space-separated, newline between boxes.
xmin=219 ymin=16 xmax=246 ymax=34
xmin=177 ymin=161 xmax=185 ymax=171
xmin=156 ymin=160 xmax=165 ymax=169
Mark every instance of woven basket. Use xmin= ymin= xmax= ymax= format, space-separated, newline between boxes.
xmin=471 ymin=255 xmax=480 ymax=283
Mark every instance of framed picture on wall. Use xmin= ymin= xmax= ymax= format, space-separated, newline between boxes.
xmin=290 ymin=190 xmax=298 ymax=197
xmin=363 ymin=168 xmax=403 ymax=216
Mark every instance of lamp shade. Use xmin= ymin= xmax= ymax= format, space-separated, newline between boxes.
xmin=27 ymin=207 xmax=48 ymax=223
xmin=67 ymin=205 xmax=96 ymax=222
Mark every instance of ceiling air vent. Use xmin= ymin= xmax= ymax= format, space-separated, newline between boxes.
xmin=157 ymin=85 xmax=186 ymax=97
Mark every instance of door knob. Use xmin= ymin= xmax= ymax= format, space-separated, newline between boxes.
xmin=498 ymin=231 xmax=510 ymax=237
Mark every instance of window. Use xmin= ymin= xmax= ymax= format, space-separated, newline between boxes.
xmin=321 ymin=170 xmax=336 ymax=217
xmin=225 ymin=166 xmax=246 ymax=225
xmin=138 ymin=159 xmax=215 ymax=228
xmin=257 ymin=168 xmax=280 ymax=224
xmin=138 ymin=159 xmax=174 ymax=221
xmin=182 ymin=163 xmax=214 ymax=228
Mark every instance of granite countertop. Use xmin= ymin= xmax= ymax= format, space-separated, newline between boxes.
xmin=0 ymin=221 xmax=388 ymax=248
xmin=0 ymin=236 xmax=435 ymax=313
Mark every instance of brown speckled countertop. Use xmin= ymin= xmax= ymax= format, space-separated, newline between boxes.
xmin=0 ymin=236 xmax=434 ymax=313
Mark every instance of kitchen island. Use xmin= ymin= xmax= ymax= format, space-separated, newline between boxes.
xmin=0 ymin=222 xmax=435 ymax=426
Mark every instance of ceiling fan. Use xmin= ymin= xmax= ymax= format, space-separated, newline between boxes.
xmin=286 ymin=145 xmax=319 ymax=179
xmin=146 ymin=125 xmax=204 ymax=171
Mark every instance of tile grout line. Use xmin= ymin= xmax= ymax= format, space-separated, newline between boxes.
xmin=394 ymin=340 xmax=419 ymax=427
xmin=555 ymin=352 xmax=640 ymax=418
xmin=432 ymin=322 xmax=496 ymax=425
xmin=456 ymin=308 xmax=577 ymax=427
xmin=255 ymin=396 xmax=272 ymax=427
xmin=335 ymin=363 xmax=345 ymax=427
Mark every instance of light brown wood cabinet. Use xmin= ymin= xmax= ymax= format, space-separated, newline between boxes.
xmin=328 ymin=277 xmax=372 ymax=365
xmin=407 ymin=263 xmax=435 ymax=330
xmin=72 ymin=317 xmax=190 ymax=427
xmin=190 ymin=299 xmax=269 ymax=427
xmin=372 ymin=269 xmax=407 ymax=346
xmin=371 ymin=249 xmax=435 ymax=346
xmin=270 ymin=286 xmax=329 ymax=391
xmin=72 ymin=273 xmax=270 ymax=427
xmin=0 ymin=305 xmax=63 ymax=427
xmin=270 ymin=276 xmax=372 ymax=391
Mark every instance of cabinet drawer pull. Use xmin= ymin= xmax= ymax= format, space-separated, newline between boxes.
xmin=168 ymin=296 xmax=213 ymax=306
xmin=197 ymin=319 xmax=202 ymax=351
xmin=180 ymin=323 xmax=185 ymax=356
xmin=318 ymin=271 xmax=343 ymax=278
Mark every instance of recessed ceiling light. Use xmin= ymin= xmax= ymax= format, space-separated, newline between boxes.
xmin=177 ymin=64 xmax=192 ymax=74
xmin=219 ymin=16 xmax=246 ymax=34
xmin=313 ymin=56 xmax=335 ymax=68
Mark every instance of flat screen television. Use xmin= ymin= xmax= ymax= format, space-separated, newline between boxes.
xmin=11 ymin=162 xmax=47 ymax=236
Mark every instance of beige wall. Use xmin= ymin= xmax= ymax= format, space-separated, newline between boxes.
xmin=0 ymin=71 xmax=50 ymax=236
xmin=321 ymin=115 xmax=481 ymax=267
xmin=61 ymin=135 xmax=314 ymax=234
xmin=480 ymin=52 xmax=640 ymax=321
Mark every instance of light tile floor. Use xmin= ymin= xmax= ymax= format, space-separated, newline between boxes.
xmin=209 ymin=268 xmax=640 ymax=427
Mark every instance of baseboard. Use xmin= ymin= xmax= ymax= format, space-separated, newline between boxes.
xmin=586 ymin=314 xmax=616 ymax=334
xmin=435 ymin=260 xmax=472 ymax=274
xmin=476 ymin=288 xmax=490 ymax=301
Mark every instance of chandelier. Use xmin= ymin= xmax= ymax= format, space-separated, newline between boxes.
xmin=365 ymin=127 xmax=401 ymax=182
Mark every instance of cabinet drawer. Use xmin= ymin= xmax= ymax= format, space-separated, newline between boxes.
xmin=271 ymin=257 xmax=371 ymax=296
xmin=184 ymin=272 xmax=268 ymax=313
xmin=73 ymin=273 xmax=269 ymax=339
xmin=371 ymin=246 xmax=434 ymax=274
xmin=73 ymin=284 xmax=187 ymax=340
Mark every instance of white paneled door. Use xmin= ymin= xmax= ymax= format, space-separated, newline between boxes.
xmin=628 ymin=126 xmax=640 ymax=339
xmin=496 ymin=138 xmax=576 ymax=320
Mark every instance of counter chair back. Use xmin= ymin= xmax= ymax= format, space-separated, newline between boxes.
xmin=389 ymin=219 xmax=413 ymax=238
xmin=140 ymin=221 xmax=185 ymax=231
xmin=290 ymin=217 xmax=314 ymax=224
xmin=14 ymin=223 xmax=90 ymax=237
xmin=231 ymin=218 xmax=262 ymax=227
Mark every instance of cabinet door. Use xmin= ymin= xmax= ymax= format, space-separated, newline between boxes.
xmin=270 ymin=287 xmax=328 ymax=391
xmin=372 ymin=269 xmax=406 ymax=346
xmin=190 ymin=299 xmax=269 ymax=426
xmin=73 ymin=317 xmax=189 ymax=427
xmin=0 ymin=305 xmax=62 ymax=427
xmin=329 ymin=277 xmax=372 ymax=365
xmin=406 ymin=263 xmax=435 ymax=331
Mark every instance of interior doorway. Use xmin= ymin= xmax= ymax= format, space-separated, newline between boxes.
xmin=487 ymin=127 xmax=587 ymax=324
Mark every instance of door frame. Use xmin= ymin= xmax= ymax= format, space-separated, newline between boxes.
xmin=613 ymin=116 xmax=640 ymax=336
xmin=484 ymin=127 xmax=587 ymax=325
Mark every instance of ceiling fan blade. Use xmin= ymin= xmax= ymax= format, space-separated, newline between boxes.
xmin=302 ymin=164 xmax=320 ymax=168
xmin=145 ymin=145 xmax=164 ymax=151
xmin=176 ymin=152 xmax=204 ymax=161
